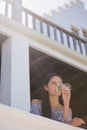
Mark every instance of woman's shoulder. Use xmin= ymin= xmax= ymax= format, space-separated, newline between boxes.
xmin=31 ymin=99 xmax=42 ymax=105
xmin=30 ymin=99 xmax=42 ymax=115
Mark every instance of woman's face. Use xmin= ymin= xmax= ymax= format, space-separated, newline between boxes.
xmin=44 ymin=76 xmax=62 ymax=96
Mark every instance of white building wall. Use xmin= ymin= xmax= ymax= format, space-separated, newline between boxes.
xmin=0 ymin=1 xmax=86 ymax=129
xmin=44 ymin=1 xmax=87 ymax=37
xmin=0 ymin=11 xmax=87 ymax=113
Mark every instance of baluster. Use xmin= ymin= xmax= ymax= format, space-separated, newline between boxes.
xmin=53 ymin=27 xmax=57 ymax=41
xmin=42 ymin=22 xmax=48 ymax=36
xmin=78 ymin=39 xmax=83 ymax=54
xmin=5 ymin=2 xmax=8 ymax=16
xmin=32 ymin=16 xmax=36 ymax=30
xmin=60 ymin=31 xmax=64 ymax=44
xmin=47 ymin=24 xmax=50 ymax=37
xmin=40 ymin=20 xmax=43 ymax=33
xmin=66 ymin=34 xmax=70 ymax=47
xmin=25 ymin=13 xmax=28 ymax=26
xmin=84 ymin=43 xmax=87 ymax=56
xmin=12 ymin=0 xmax=22 ymax=22
xmin=72 ymin=36 xmax=77 ymax=51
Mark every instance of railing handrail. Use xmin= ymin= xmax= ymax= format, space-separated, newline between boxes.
xmin=22 ymin=7 xmax=87 ymax=44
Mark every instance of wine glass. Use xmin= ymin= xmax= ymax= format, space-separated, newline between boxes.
xmin=56 ymin=83 xmax=72 ymax=92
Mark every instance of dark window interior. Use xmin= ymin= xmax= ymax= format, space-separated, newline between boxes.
xmin=29 ymin=47 xmax=87 ymax=120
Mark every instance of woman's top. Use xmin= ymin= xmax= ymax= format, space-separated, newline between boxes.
xmin=30 ymin=104 xmax=72 ymax=122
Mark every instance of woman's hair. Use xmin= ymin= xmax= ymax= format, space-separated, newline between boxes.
xmin=41 ymin=73 xmax=60 ymax=119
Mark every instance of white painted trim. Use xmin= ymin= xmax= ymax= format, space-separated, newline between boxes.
xmin=0 ymin=14 xmax=87 ymax=72
xmin=28 ymin=39 xmax=87 ymax=72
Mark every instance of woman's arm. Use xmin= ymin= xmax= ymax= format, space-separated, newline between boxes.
xmin=62 ymin=87 xmax=71 ymax=121
xmin=67 ymin=117 xmax=85 ymax=127
xmin=64 ymin=107 xmax=72 ymax=121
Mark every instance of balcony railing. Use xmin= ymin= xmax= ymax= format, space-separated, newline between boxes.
xmin=0 ymin=0 xmax=87 ymax=56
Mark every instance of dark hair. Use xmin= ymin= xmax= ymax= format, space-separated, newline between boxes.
xmin=41 ymin=73 xmax=61 ymax=119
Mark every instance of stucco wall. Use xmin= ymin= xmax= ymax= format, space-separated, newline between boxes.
xmin=44 ymin=1 xmax=87 ymax=37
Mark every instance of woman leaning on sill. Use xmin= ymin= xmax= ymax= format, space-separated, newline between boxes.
xmin=30 ymin=73 xmax=85 ymax=127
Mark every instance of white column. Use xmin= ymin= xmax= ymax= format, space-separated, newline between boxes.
xmin=12 ymin=0 xmax=22 ymax=22
xmin=11 ymin=36 xmax=30 ymax=112
xmin=0 ymin=38 xmax=11 ymax=106
xmin=0 ymin=36 xmax=30 ymax=112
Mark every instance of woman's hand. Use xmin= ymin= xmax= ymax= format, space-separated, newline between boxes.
xmin=69 ymin=117 xmax=85 ymax=127
xmin=62 ymin=87 xmax=71 ymax=106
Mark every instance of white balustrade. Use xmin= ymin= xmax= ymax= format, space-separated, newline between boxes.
xmin=0 ymin=0 xmax=87 ymax=56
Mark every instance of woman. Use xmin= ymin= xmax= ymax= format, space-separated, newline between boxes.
xmin=30 ymin=73 xmax=85 ymax=127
